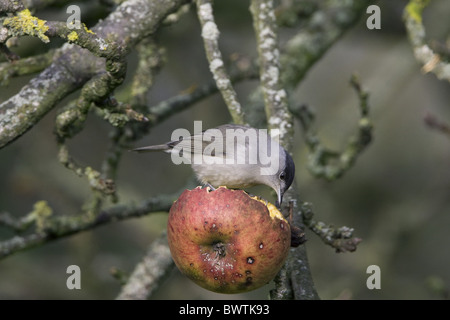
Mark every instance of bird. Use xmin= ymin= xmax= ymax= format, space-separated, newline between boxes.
xmin=132 ymin=124 xmax=295 ymax=207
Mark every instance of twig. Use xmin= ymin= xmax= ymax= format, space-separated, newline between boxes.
xmin=0 ymin=0 xmax=189 ymax=149
xmin=130 ymin=38 xmax=166 ymax=107
xmin=0 ymin=0 xmax=24 ymax=14
xmin=0 ymin=49 xmax=55 ymax=85
xmin=404 ymin=0 xmax=450 ymax=82
xmin=162 ymin=3 xmax=192 ymax=26
xmin=45 ymin=21 xmax=123 ymax=60
xmin=291 ymin=74 xmax=373 ymax=181
xmin=244 ymin=0 xmax=374 ymax=128
xmin=195 ymin=0 xmax=245 ymax=125
xmin=424 ymin=111 xmax=450 ymax=138
xmin=0 ymin=43 xmax=20 ymax=62
xmin=54 ymin=50 xmax=127 ymax=141
xmin=116 ymin=232 xmax=174 ymax=300
xmin=1 ymin=9 xmax=121 ymax=60
xmin=302 ymin=201 xmax=362 ymax=253
xmin=147 ymin=58 xmax=259 ymax=125
xmin=0 ymin=211 xmax=33 ymax=232
xmin=0 ymin=181 xmax=195 ymax=260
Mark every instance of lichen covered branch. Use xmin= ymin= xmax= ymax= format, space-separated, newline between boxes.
xmin=0 ymin=49 xmax=54 ymax=85
xmin=0 ymin=185 xmax=189 ymax=259
xmin=424 ymin=111 xmax=450 ymax=139
xmin=404 ymin=0 xmax=450 ymax=82
xmin=195 ymin=0 xmax=245 ymax=125
xmin=250 ymin=0 xmax=293 ymax=148
xmin=291 ymin=75 xmax=372 ymax=181
xmin=116 ymin=232 xmax=174 ymax=300
xmin=0 ymin=0 xmax=25 ymax=14
xmin=0 ymin=0 xmax=189 ymax=149
xmin=270 ymin=184 xmax=320 ymax=300
xmin=301 ymin=202 xmax=362 ymax=253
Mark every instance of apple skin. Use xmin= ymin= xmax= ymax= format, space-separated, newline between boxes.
xmin=167 ymin=186 xmax=291 ymax=294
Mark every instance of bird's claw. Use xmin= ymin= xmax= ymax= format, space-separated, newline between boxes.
xmin=204 ymin=183 xmax=216 ymax=191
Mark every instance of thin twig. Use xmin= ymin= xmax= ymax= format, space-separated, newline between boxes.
xmin=302 ymin=202 xmax=362 ymax=253
xmin=0 ymin=49 xmax=55 ymax=85
xmin=0 ymin=0 xmax=189 ymax=149
xmin=424 ymin=111 xmax=450 ymax=138
xmin=291 ymin=74 xmax=373 ymax=181
xmin=116 ymin=232 xmax=174 ymax=300
xmin=404 ymin=0 xmax=450 ymax=82
xmin=0 ymin=180 xmax=196 ymax=260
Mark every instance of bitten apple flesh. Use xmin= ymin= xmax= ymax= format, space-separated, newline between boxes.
xmin=167 ymin=186 xmax=291 ymax=294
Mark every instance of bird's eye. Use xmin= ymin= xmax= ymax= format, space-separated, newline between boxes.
xmin=279 ymin=172 xmax=286 ymax=180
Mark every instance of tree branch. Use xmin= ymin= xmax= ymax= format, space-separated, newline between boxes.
xmin=242 ymin=0 xmax=374 ymax=132
xmin=0 ymin=181 xmax=196 ymax=260
xmin=301 ymin=202 xmax=362 ymax=253
xmin=0 ymin=0 xmax=24 ymax=14
xmin=250 ymin=0 xmax=293 ymax=148
xmin=195 ymin=0 xmax=245 ymax=125
xmin=291 ymin=74 xmax=372 ymax=181
xmin=0 ymin=49 xmax=54 ymax=85
xmin=404 ymin=0 xmax=450 ymax=82
xmin=0 ymin=0 xmax=189 ymax=149
xmin=281 ymin=0 xmax=374 ymax=89
xmin=116 ymin=232 xmax=174 ymax=300
xmin=270 ymin=182 xmax=320 ymax=300
xmin=424 ymin=111 xmax=450 ymax=139
xmin=269 ymin=0 xmax=372 ymax=300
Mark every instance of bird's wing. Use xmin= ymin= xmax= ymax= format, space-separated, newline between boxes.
xmin=169 ymin=124 xmax=270 ymax=160
xmin=172 ymin=130 xmax=226 ymax=158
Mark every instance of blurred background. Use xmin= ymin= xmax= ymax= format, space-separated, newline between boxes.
xmin=0 ymin=0 xmax=449 ymax=299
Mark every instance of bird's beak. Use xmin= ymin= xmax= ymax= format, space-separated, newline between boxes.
xmin=275 ymin=188 xmax=283 ymax=208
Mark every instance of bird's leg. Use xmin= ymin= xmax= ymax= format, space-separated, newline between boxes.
xmin=204 ymin=183 xmax=216 ymax=191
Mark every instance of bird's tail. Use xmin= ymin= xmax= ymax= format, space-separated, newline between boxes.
xmin=131 ymin=144 xmax=170 ymax=152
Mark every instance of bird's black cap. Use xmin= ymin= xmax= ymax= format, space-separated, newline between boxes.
xmin=284 ymin=151 xmax=295 ymax=191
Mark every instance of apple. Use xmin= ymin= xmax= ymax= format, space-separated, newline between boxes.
xmin=167 ymin=186 xmax=291 ymax=294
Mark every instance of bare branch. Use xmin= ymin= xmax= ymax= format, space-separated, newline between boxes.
xmin=0 ymin=49 xmax=54 ymax=85
xmin=0 ymin=183 xmax=191 ymax=260
xmin=270 ymin=183 xmax=320 ymax=300
xmin=301 ymin=202 xmax=362 ymax=253
xmin=116 ymin=232 xmax=174 ymax=300
xmin=146 ymin=55 xmax=259 ymax=125
xmin=404 ymin=0 xmax=450 ymax=82
xmin=281 ymin=0 xmax=374 ymax=89
xmin=0 ymin=0 xmax=25 ymax=14
xmin=291 ymin=75 xmax=373 ymax=181
xmin=0 ymin=0 xmax=189 ymax=149
xmin=250 ymin=0 xmax=293 ymax=148
xmin=424 ymin=111 xmax=450 ymax=138
xmin=195 ymin=0 xmax=245 ymax=125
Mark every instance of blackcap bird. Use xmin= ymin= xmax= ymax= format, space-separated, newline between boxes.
xmin=133 ymin=124 xmax=295 ymax=207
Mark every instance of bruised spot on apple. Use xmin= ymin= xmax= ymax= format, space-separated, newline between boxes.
xmin=167 ymin=186 xmax=291 ymax=294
